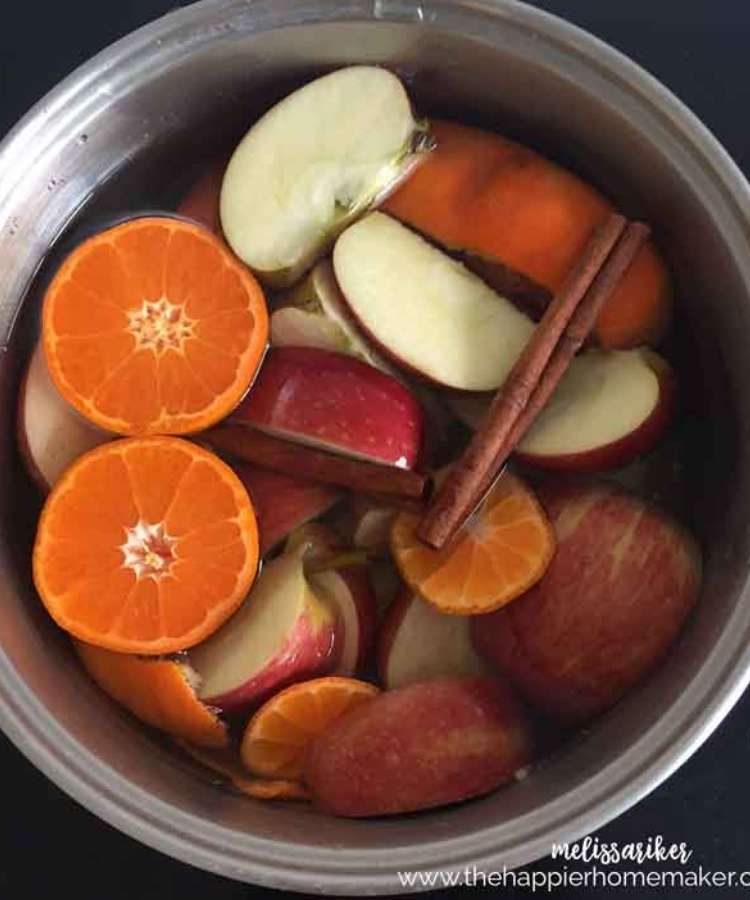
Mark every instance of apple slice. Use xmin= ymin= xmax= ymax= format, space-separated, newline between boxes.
xmin=517 ymin=350 xmax=675 ymax=471
xmin=287 ymin=524 xmax=377 ymax=677
xmin=18 ymin=343 xmax=108 ymax=491
xmin=271 ymin=259 xmax=455 ymax=461
xmin=220 ymin=66 xmax=431 ymax=287
xmin=333 ymin=211 xmax=535 ymax=391
xmin=189 ymin=548 xmax=336 ymax=714
xmin=272 ymin=260 xmax=394 ymax=369
xmin=378 ymin=590 xmax=490 ymax=690
xmin=232 ymin=461 xmax=341 ymax=555
xmin=232 ymin=346 xmax=424 ymax=468
xmin=444 ymin=350 xmax=674 ymax=472
xmin=270 ymin=306 xmax=351 ymax=356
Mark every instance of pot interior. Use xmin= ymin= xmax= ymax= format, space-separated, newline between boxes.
xmin=1 ymin=4 xmax=749 ymax=887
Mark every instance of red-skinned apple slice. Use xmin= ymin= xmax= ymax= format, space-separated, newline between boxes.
xmin=378 ymin=589 xmax=490 ymax=689
xmin=333 ymin=212 xmax=536 ymax=391
xmin=189 ymin=548 xmax=336 ymax=714
xmin=272 ymin=260 xmax=455 ymax=463
xmin=232 ymin=461 xmax=341 ymax=555
xmin=287 ymin=524 xmax=377 ymax=677
xmin=232 ymin=346 xmax=424 ymax=468
xmin=447 ymin=349 xmax=674 ymax=472
xmin=517 ymin=350 xmax=675 ymax=471
xmin=18 ymin=343 xmax=108 ymax=491
xmin=220 ymin=67 xmax=432 ymax=288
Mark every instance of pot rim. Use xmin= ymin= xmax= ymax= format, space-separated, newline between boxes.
xmin=2 ymin=0 xmax=750 ymax=892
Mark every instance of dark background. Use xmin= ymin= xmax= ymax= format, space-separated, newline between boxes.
xmin=2 ymin=1 xmax=750 ymax=897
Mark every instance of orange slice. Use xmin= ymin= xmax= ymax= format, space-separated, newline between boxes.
xmin=241 ymin=676 xmax=379 ymax=780
xmin=75 ymin=641 xmax=227 ymax=749
xmin=42 ymin=216 xmax=268 ymax=435
xmin=33 ymin=437 xmax=259 ymax=654
xmin=391 ymin=471 xmax=555 ymax=614
xmin=176 ymin=741 xmax=310 ymax=801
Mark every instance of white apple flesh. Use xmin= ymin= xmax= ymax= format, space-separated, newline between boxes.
xmin=220 ymin=66 xmax=431 ymax=287
xmin=333 ymin=211 xmax=535 ymax=391
xmin=446 ymin=349 xmax=674 ymax=472
xmin=189 ymin=549 xmax=336 ymax=714
xmin=18 ymin=343 xmax=108 ymax=491
xmin=272 ymin=260 xmax=395 ymax=370
xmin=378 ymin=590 xmax=490 ymax=690
xmin=517 ymin=349 xmax=674 ymax=471
xmin=286 ymin=524 xmax=377 ymax=677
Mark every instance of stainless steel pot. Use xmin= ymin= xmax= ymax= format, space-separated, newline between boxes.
xmin=1 ymin=0 xmax=750 ymax=892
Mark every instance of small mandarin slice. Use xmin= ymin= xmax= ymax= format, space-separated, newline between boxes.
xmin=241 ymin=676 xmax=379 ymax=780
xmin=176 ymin=741 xmax=310 ymax=801
xmin=75 ymin=641 xmax=227 ymax=749
xmin=33 ymin=437 xmax=259 ymax=654
xmin=391 ymin=471 xmax=555 ymax=614
xmin=42 ymin=216 xmax=268 ymax=435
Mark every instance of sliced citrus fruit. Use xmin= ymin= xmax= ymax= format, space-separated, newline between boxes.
xmin=176 ymin=740 xmax=310 ymax=801
xmin=33 ymin=437 xmax=259 ymax=654
xmin=75 ymin=641 xmax=227 ymax=748
xmin=42 ymin=216 xmax=268 ymax=435
xmin=391 ymin=471 xmax=555 ymax=614
xmin=241 ymin=676 xmax=379 ymax=780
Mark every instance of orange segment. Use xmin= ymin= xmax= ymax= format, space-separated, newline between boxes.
xmin=75 ymin=641 xmax=227 ymax=749
xmin=391 ymin=472 xmax=555 ymax=614
xmin=42 ymin=216 xmax=268 ymax=435
xmin=241 ymin=677 xmax=379 ymax=780
xmin=33 ymin=437 xmax=259 ymax=654
xmin=176 ymin=741 xmax=310 ymax=802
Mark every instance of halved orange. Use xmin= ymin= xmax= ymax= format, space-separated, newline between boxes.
xmin=42 ymin=216 xmax=268 ymax=435
xmin=241 ymin=676 xmax=379 ymax=780
xmin=33 ymin=437 xmax=259 ymax=654
xmin=75 ymin=641 xmax=227 ymax=749
xmin=391 ymin=471 xmax=555 ymax=614
xmin=176 ymin=741 xmax=310 ymax=801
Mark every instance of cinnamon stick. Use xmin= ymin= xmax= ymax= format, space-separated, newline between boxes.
xmin=418 ymin=216 xmax=649 ymax=550
xmin=204 ymin=424 xmax=431 ymax=504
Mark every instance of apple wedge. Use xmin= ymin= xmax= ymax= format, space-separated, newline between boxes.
xmin=517 ymin=350 xmax=675 ymax=471
xmin=18 ymin=343 xmax=108 ymax=491
xmin=233 ymin=462 xmax=340 ymax=555
xmin=272 ymin=260 xmax=394 ymax=369
xmin=333 ymin=211 xmax=535 ymax=391
xmin=220 ymin=66 xmax=432 ymax=287
xmin=287 ymin=524 xmax=377 ymax=677
xmin=378 ymin=590 xmax=490 ymax=690
xmin=446 ymin=350 xmax=674 ymax=472
xmin=189 ymin=548 xmax=336 ymax=714
xmin=271 ymin=259 xmax=455 ymax=461
xmin=232 ymin=346 xmax=424 ymax=468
